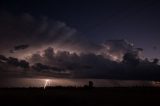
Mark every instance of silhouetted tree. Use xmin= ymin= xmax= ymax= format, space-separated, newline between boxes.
xmin=83 ymin=81 xmax=94 ymax=89
xmin=89 ymin=81 xmax=94 ymax=88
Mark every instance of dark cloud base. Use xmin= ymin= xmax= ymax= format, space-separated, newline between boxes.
xmin=0 ymin=47 xmax=160 ymax=81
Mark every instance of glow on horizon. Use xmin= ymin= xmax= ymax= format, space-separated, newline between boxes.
xmin=44 ymin=79 xmax=50 ymax=89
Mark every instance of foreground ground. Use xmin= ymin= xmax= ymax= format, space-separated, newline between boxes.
xmin=0 ymin=87 xmax=160 ymax=106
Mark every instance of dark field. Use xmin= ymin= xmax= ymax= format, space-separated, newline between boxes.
xmin=0 ymin=87 xmax=160 ymax=106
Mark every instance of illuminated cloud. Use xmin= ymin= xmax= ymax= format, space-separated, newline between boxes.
xmin=0 ymin=12 xmax=141 ymax=62
xmin=23 ymin=47 xmax=160 ymax=81
xmin=0 ymin=49 xmax=160 ymax=81
xmin=0 ymin=11 xmax=77 ymax=58
xmin=1 ymin=12 xmax=160 ymax=81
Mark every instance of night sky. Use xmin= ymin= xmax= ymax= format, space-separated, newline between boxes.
xmin=0 ymin=0 xmax=160 ymax=87
xmin=1 ymin=0 xmax=160 ymax=58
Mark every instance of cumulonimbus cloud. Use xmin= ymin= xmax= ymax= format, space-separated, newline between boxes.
xmin=0 ymin=11 xmax=140 ymax=61
xmin=0 ymin=12 xmax=160 ymax=81
xmin=25 ymin=47 xmax=160 ymax=81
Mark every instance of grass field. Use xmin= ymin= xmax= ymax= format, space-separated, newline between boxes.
xmin=0 ymin=87 xmax=160 ymax=106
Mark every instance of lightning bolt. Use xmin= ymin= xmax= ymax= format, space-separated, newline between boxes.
xmin=44 ymin=79 xmax=50 ymax=89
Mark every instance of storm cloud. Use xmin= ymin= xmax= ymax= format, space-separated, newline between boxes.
xmin=0 ymin=12 xmax=140 ymax=61
xmin=0 ymin=46 xmax=160 ymax=81
xmin=25 ymin=47 xmax=160 ymax=81
xmin=0 ymin=11 xmax=77 ymax=57
xmin=0 ymin=12 xmax=160 ymax=81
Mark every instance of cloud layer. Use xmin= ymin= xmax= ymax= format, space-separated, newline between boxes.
xmin=0 ymin=12 xmax=140 ymax=61
xmin=0 ymin=12 xmax=160 ymax=81
xmin=1 ymin=47 xmax=160 ymax=81
xmin=26 ymin=47 xmax=160 ymax=80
